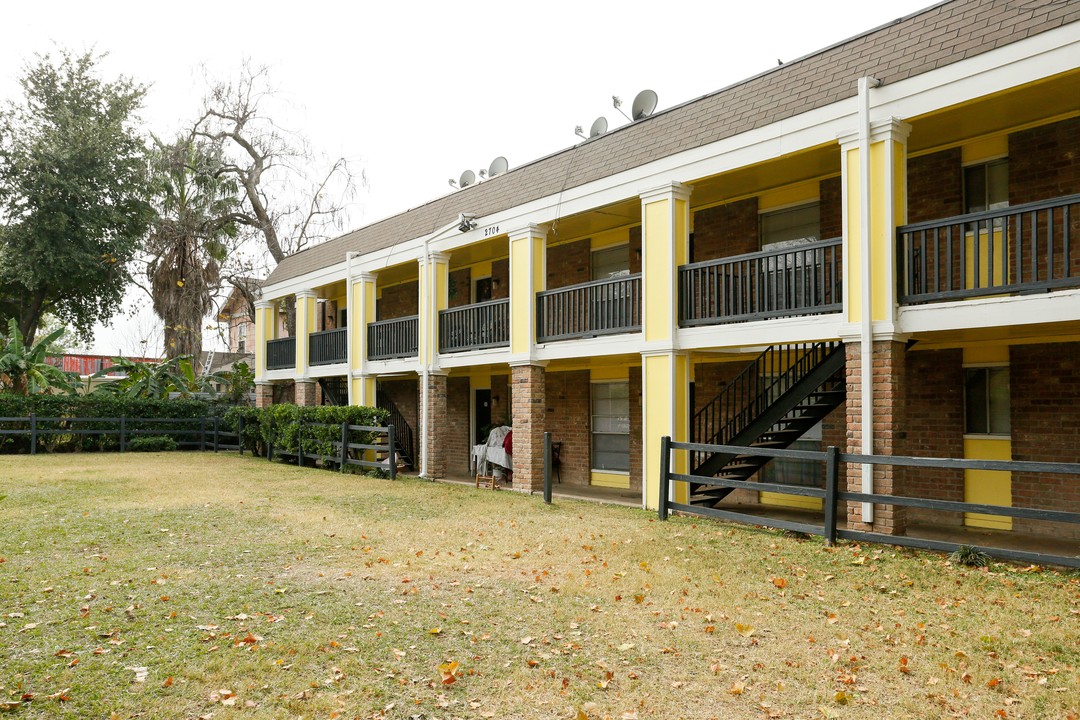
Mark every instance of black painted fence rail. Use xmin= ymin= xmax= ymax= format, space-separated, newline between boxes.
xmin=0 ymin=415 xmax=399 ymax=478
xmin=659 ymin=438 xmax=1080 ymax=568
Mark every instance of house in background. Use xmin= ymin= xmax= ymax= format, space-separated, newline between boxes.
xmin=252 ymin=0 xmax=1080 ymax=545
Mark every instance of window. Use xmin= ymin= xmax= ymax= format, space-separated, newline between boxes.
xmin=760 ymin=203 xmax=820 ymax=249
xmin=964 ymin=366 xmax=1010 ymax=435
xmin=963 ymin=159 xmax=1008 ymax=214
xmin=474 ymin=277 xmax=493 ymax=303
xmin=591 ymin=382 xmax=630 ymax=472
xmin=591 ymin=245 xmax=630 ymax=281
xmin=236 ymin=323 xmax=247 ymax=353
xmin=759 ymin=203 xmax=821 ymax=310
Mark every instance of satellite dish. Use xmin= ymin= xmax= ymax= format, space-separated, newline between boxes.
xmin=459 ymin=169 xmax=476 ymax=188
xmin=488 ymin=156 xmax=508 ymax=178
xmin=589 ymin=116 xmax=608 ymax=138
xmin=631 ymin=89 xmax=658 ymax=120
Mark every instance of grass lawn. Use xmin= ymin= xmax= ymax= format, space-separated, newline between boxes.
xmin=0 ymin=453 xmax=1077 ymax=719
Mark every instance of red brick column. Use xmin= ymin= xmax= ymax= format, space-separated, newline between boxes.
xmin=255 ymin=383 xmax=273 ymax=409
xmin=295 ymin=380 xmax=317 ymax=407
xmin=511 ymin=363 xmax=546 ymax=493
xmin=844 ymin=340 xmax=907 ymax=535
xmin=422 ymin=372 xmax=449 ymax=479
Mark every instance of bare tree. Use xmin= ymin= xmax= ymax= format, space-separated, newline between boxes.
xmin=192 ymin=63 xmax=361 ymax=332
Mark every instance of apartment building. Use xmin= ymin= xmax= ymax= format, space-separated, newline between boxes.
xmin=254 ymin=0 xmax=1080 ymax=541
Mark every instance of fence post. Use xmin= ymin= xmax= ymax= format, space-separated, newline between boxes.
xmin=118 ymin=415 xmax=126 ymax=452
xmin=238 ymin=415 xmax=244 ymax=457
xmin=387 ymin=424 xmax=397 ymax=480
xmin=297 ymin=413 xmax=304 ymax=467
xmin=824 ymin=445 xmax=839 ymax=546
xmin=213 ymin=416 xmax=220 ymax=453
xmin=200 ymin=417 xmax=206 ymax=452
xmin=543 ymin=431 xmax=552 ymax=504
xmin=340 ymin=422 xmax=348 ymax=472
xmin=658 ymin=435 xmax=671 ymax=521
xmin=267 ymin=416 xmax=275 ymax=462
xmin=30 ymin=413 xmax=37 ymax=455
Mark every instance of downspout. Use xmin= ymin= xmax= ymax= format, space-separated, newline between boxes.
xmin=858 ymin=76 xmax=881 ymax=523
xmin=419 ymin=239 xmax=431 ymax=479
xmin=345 ymin=251 xmax=356 ymax=406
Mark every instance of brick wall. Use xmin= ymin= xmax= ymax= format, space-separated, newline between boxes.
xmin=446 ymin=376 xmax=471 ymax=477
xmin=691 ymin=198 xmax=758 ymax=264
xmin=255 ymin=383 xmax=273 ymax=409
xmin=380 ymin=378 xmax=419 ymax=447
xmin=378 ymin=282 xmax=418 ymax=320
xmin=491 ymin=374 xmax=511 ymax=426
xmin=272 ymin=383 xmax=294 ymax=405
xmin=1010 ymin=343 xmax=1080 ymax=540
xmin=844 ymin=341 xmax=907 ymax=534
xmin=547 ymin=239 xmax=590 ymax=290
xmin=819 ymin=177 xmax=843 ymax=240
xmin=907 ymin=148 xmax=963 ymax=224
xmin=905 ymin=349 xmax=965 ymax=527
xmin=1009 ymin=118 xmax=1080 ymax=279
xmin=491 ymin=259 xmax=510 ymax=300
xmin=543 ymin=370 xmax=591 ymax=486
xmin=448 ymin=268 xmax=471 ymax=308
xmin=423 ymin=373 xmax=449 ymax=478
xmin=295 ymin=380 xmax=317 ymax=407
xmin=511 ymin=364 xmax=546 ymax=492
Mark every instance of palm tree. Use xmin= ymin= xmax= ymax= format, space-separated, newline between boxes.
xmin=145 ymin=137 xmax=238 ymax=359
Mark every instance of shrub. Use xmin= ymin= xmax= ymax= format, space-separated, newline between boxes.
xmin=128 ymin=435 xmax=178 ymax=452
xmin=223 ymin=404 xmax=389 ymax=466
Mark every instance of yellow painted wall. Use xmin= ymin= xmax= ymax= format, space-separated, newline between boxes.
xmin=642 ymin=199 xmax=682 ymax=343
xmin=351 ymin=376 xmax=375 ymax=406
xmin=963 ymin=437 xmax=1013 ymax=530
xmin=642 ymin=353 xmax=689 ymax=510
xmin=961 ymin=135 xmax=1008 ymax=164
xmin=845 ymin=149 xmax=862 ymax=323
xmin=510 ymin=234 xmax=543 ymax=354
xmin=591 ymin=471 xmax=631 ymax=489
xmin=591 ymin=366 xmax=628 ymax=381
xmin=964 ymin=228 xmax=1007 ymax=288
xmin=760 ymin=491 xmax=823 ymax=511
xmin=591 ymin=227 xmax=630 ymax=250
xmin=295 ymin=294 xmax=316 ymax=374
xmin=758 ymin=180 xmax=819 ymax=212
xmin=418 ymin=257 xmax=448 ymax=364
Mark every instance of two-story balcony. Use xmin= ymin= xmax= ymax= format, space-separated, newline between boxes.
xmin=898 ymin=194 xmax=1080 ymax=304
xmin=266 ymin=337 xmax=296 ymax=370
xmin=678 ymin=237 xmax=843 ymax=326
xmin=309 ymin=327 xmax=347 ymax=366
xmin=439 ymin=298 xmax=510 ymax=353
xmin=536 ymin=274 xmax=642 ymax=342
xmin=368 ymin=316 xmax=419 ymax=360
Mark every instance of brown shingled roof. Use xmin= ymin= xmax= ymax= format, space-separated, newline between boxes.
xmin=266 ymin=0 xmax=1079 ymax=287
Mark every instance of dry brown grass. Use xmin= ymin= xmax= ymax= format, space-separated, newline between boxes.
xmin=0 ymin=453 xmax=1077 ymax=719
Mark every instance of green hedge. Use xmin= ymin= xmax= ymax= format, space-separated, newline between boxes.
xmin=224 ymin=404 xmax=389 ymax=462
xmin=128 ymin=435 xmax=179 ymax=452
xmin=0 ymin=394 xmax=229 ymax=453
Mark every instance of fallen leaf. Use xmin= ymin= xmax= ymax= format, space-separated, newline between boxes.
xmin=735 ymin=623 xmax=755 ymax=637
xmin=834 ymin=691 xmax=851 ymax=705
xmin=729 ymin=680 xmax=746 ymax=695
xmin=772 ymin=577 xmax=787 ymax=589
xmin=438 ymin=661 xmax=459 ymax=685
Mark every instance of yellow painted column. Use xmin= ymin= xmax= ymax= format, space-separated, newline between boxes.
xmin=508 ymin=224 xmax=547 ymax=360
xmin=418 ymin=252 xmax=449 ymax=366
xmin=962 ymin=346 xmax=1012 ymax=530
xmin=349 ymin=272 xmax=378 ymax=406
xmin=253 ymin=299 xmax=275 ymax=381
xmin=640 ymin=182 xmax=691 ymax=511
xmin=294 ymin=290 xmax=317 ymax=377
xmin=840 ymin=118 xmax=910 ymax=327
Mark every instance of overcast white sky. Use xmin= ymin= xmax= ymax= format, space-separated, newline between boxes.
xmin=2 ymin=0 xmax=934 ymax=355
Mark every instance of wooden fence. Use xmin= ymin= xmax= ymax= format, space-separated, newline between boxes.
xmin=659 ymin=438 xmax=1080 ymax=568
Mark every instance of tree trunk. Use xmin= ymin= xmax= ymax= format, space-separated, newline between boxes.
xmin=19 ymin=288 xmax=47 ymax=347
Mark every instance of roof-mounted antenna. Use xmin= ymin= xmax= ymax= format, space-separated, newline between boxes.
xmin=574 ymin=125 xmax=587 ymax=140
xmin=613 ymin=95 xmax=631 ymax=123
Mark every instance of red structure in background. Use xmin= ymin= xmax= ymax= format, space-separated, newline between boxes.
xmin=46 ymin=354 xmax=160 ymax=377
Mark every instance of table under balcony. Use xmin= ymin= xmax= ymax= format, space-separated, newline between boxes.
xmin=898 ymin=194 xmax=1080 ymax=304
xmin=439 ymin=298 xmax=509 ymax=353
xmin=536 ymin=274 xmax=641 ymax=342
xmin=266 ymin=337 xmax=296 ymax=370
xmin=678 ymin=238 xmax=843 ymax=326
xmin=309 ymin=327 xmax=347 ymax=366
xmin=368 ymin=315 xmax=418 ymax=360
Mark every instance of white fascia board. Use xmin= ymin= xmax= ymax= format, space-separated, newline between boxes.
xmin=363 ymin=357 xmax=420 ymax=376
xmin=898 ymin=289 xmax=1080 ymax=335
xmin=307 ymin=363 xmax=349 ymax=378
xmin=533 ymin=333 xmax=646 ymax=362
xmin=437 ymin=347 xmax=512 ymax=369
xmin=266 ymin=23 xmax=1080 ymax=295
xmin=265 ymin=368 xmax=295 ymax=382
xmin=678 ymin=314 xmax=845 ymax=351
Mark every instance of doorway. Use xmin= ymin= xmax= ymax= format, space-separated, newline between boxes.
xmin=475 ymin=389 xmax=492 ymax=444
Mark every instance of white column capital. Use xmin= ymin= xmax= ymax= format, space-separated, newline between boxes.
xmin=419 ymin=252 xmax=450 ymax=265
xmin=838 ymin=117 xmax=912 ymax=151
xmin=508 ymin=223 xmax=548 ymax=242
xmin=639 ymin=181 xmax=692 ymax=205
xmin=294 ymin=289 xmax=318 ymax=300
xmin=353 ymin=271 xmax=377 ymax=284
xmin=254 ymin=299 xmax=275 ymax=311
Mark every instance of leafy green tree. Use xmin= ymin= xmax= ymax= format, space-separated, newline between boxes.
xmin=143 ymin=136 xmax=239 ymax=359
xmin=0 ymin=50 xmax=153 ymax=345
xmin=90 ymin=355 xmax=221 ymax=399
xmin=0 ymin=318 xmax=76 ymax=395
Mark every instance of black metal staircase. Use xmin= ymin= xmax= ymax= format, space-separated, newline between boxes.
xmin=690 ymin=341 xmax=846 ymax=507
xmin=376 ymin=388 xmax=416 ymax=471
xmin=318 ymin=377 xmax=348 ymax=406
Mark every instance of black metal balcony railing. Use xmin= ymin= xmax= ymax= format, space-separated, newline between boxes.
xmin=439 ymin=298 xmax=510 ymax=353
xmin=536 ymin=274 xmax=641 ymax=343
xmin=898 ymin=193 xmax=1080 ymax=305
xmin=266 ymin=337 xmax=296 ymax=370
xmin=309 ymin=327 xmax=347 ymax=366
xmin=678 ymin=238 xmax=843 ymax=327
xmin=367 ymin=315 xmax=419 ymax=360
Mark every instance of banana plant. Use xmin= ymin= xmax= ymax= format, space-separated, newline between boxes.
xmin=0 ymin=318 xmax=77 ymax=395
